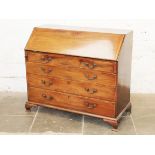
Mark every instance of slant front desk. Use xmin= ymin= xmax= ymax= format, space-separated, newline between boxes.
xmin=25 ymin=26 xmax=133 ymax=129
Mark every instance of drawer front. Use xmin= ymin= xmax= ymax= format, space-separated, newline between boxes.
xmin=27 ymin=74 xmax=116 ymax=101
xmin=26 ymin=51 xmax=116 ymax=73
xmin=28 ymin=87 xmax=115 ymax=117
xmin=26 ymin=62 xmax=116 ymax=86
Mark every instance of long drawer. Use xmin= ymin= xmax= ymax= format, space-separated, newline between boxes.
xmin=26 ymin=62 xmax=116 ymax=86
xmin=26 ymin=51 xmax=117 ymax=73
xmin=28 ymin=87 xmax=115 ymax=117
xmin=27 ymin=74 xmax=116 ymax=101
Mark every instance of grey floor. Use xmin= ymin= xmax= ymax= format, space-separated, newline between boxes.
xmin=0 ymin=92 xmax=155 ymax=134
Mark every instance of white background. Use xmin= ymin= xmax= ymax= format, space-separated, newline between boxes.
xmin=0 ymin=20 xmax=155 ymax=93
xmin=0 ymin=0 xmax=155 ymax=155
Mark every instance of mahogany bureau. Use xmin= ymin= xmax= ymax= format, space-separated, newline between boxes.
xmin=25 ymin=26 xmax=133 ymax=129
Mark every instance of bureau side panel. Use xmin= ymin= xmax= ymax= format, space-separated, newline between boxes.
xmin=25 ymin=50 xmax=30 ymax=102
xmin=117 ymin=32 xmax=133 ymax=116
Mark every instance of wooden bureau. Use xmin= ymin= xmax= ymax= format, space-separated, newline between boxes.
xmin=25 ymin=26 xmax=133 ymax=129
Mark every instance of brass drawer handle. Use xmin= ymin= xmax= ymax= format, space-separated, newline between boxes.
xmin=84 ymin=102 xmax=97 ymax=109
xmin=84 ymin=73 xmax=97 ymax=80
xmin=85 ymin=88 xmax=97 ymax=94
xmin=42 ymin=94 xmax=53 ymax=100
xmin=81 ymin=61 xmax=96 ymax=69
xmin=40 ymin=55 xmax=53 ymax=63
xmin=41 ymin=80 xmax=53 ymax=86
xmin=41 ymin=67 xmax=52 ymax=73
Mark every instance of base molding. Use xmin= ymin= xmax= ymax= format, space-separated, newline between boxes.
xmin=25 ymin=101 xmax=131 ymax=129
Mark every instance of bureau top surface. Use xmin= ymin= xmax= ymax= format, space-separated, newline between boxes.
xmin=25 ymin=26 xmax=128 ymax=60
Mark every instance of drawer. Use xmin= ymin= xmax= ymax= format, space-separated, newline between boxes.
xmin=26 ymin=62 xmax=116 ymax=86
xmin=27 ymin=74 xmax=117 ymax=101
xmin=26 ymin=51 xmax=117 ymax=73
xmin=28 ymin=87 xmax=115 ymax=117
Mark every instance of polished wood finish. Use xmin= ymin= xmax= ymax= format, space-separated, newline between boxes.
xmin=25 ymin=26 xmax=132 ymax=129
xmin=28 ymin=87 xmax=115 ymax=117
xmin=25 ymin=27 xmax=125 ymax=60
xmin=26 ymin=50 xmax=117 ymax=73
xmin=27 ymin=74 xmax=117 ymax=101
xmin=26 ymin=62 xmax=117 ymax=86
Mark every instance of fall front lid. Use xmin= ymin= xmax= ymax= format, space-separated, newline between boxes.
xmin=25 ymin=26 xmax=128 ymax=60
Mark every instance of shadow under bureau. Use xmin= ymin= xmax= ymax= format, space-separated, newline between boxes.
xmin=25 ymin=26 xmax=133 ymax=129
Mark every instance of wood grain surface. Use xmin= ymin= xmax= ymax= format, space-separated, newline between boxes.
xmin=28 ymin=87 xmax=115 ymax=117
xmin=25 ymin=27 xmax=125 ymax=60
xmin=26 ymin=50 xmax=117 ymax=73
xmin=26 ymin=62 xmax=117 ymax=86
xmin=25 ymin=27 xmax=132 ymax=129
xmin=27 ymin=74 xmax=117 ymax=101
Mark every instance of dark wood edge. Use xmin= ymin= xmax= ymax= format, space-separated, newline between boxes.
xmin=116 ymin=101 xmax=131 ymax=120
xmin=103 ymin=102 xmax=131 ymax=129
